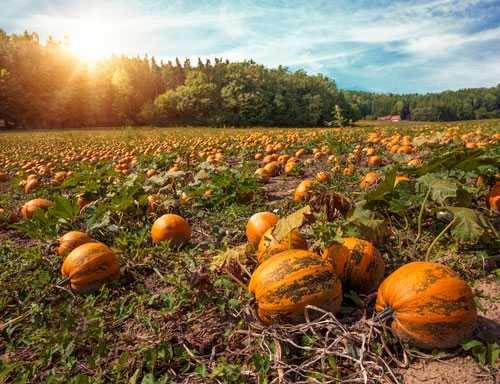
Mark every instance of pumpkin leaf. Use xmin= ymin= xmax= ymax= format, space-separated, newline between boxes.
xmin=415 ymin=148 xmax=483 ymax=176
xmin=416 ymin=174 xmax=459 ymax=204
xmin=272 ymin=206 xmax=312 ymax=241
xmin=347 ymin=200 xmax=384 ymax=232
xmin=447 ymin=207 xmax=485 ymax=243
xmin=210 ymin=244 xmax=250 ymax=272
xmin=50 ymin=195 xmax=79 ymax=221
xmin=364 ymin=167 xmax=397 ymax=201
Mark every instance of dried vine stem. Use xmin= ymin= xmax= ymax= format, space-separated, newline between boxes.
xmin=247 ymin=306 xmax=403 ymax=383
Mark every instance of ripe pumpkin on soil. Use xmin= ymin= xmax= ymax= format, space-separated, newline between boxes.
xmin=315 ymin=171 xmax=330 ymax=183
xmin=488 ymin=182 xmax=500 ymax=213
xmin=394 ymin=175 xmax=410 ymax=187
xmin=151 ymin=214 xmax=192 ymax=246
xmin=20 ymin=198 xmax=54 ymax=219
xmin=293 ymin=179 xmax=314 ymax=203
xmin=322 ymin=237 xmax=384 ymax=294
xmin=61 ymin=242 xmax=120 ymax=294
xmin=367 ymin=156 xmax=382 ymax=167
xmin=257 ymin=227 xmax=307 ymax=263
xmin=57 ymin=231 xmax=93 ymax=256
xmin=249 ymin=249 xmax=342 ymax=324
xmin=375 ymin=262 xmax=476 ymax=349
xmin=246 ymin=211 xmax=279 ymax=247
xmin=359 ymin=172 xmax=378 ymax=189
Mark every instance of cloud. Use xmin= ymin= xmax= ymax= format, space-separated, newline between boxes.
xmin=1 ymin=0 xmax=499 ymax=93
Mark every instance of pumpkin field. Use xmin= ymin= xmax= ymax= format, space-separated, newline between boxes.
xmin=0 ymin=120 xmax=499 ymax=383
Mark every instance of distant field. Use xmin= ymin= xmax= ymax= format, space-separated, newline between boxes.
xmin=0 ymin=120 xmax=499 ymax=383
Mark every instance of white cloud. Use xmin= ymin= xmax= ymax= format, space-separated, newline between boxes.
xmin=3 ymin=0 xmax=499 ymax=92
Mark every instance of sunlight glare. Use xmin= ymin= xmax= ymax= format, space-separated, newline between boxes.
xmin=69 ymin=14 xmax=114 ymax=62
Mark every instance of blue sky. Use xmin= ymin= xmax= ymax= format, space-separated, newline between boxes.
xmin=1 ymin=0 xmax=500 ymax=93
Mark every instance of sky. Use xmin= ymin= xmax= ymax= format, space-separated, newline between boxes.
xmin=1 ymin=0 xmax=500 ymax=93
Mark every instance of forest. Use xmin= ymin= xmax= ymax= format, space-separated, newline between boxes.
xmin=345 ymin=86 xmax=500 ymax=122
xmin=1 ymin=29 xmax=500 ymax=129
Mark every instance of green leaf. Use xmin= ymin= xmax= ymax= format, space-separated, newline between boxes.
xmin=415 ymin=148 xmax=483 ymax=176
xmin=462 ymin=339 xmax=484 ymax=351
xmin=416 ymin=175 xmax=459 ymax=205
xmin=50 ymin=195 xmax=79 ymax=221
xmin=487 ymin=342 xmax=499 ymax=366
xmin=364 ymin=167 xmax=397 ymax=201
xmin=447 ymin=207 xmax=485 ymax=243
xmin=347 ymin=200 xmax=384 ymax=232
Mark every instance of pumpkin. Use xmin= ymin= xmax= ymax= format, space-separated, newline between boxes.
xmin=322 ymin=237 xmax=384 ymax=293
xmin=263 ymin=161 xmax=278 ymax=176
xmin=284 ymin=161 xmax=297 ymax=174
xmin=257 ymin=227 xmax=307 ymax=263
xmin=20 ymin=198 xmax=54 ymax=219
xmin=254 ymin=167 xmax=270 ymax=181
xmin=24 ymin=177 xmax=39 ymax=193
xmin=146 ymin=169 xmax=157 ymax=178
xmin=367 ymin=156 xmax=382 ymax=166
xmin=57 ymin=231 xmax=93 ymax=256
xmin=488 ymin=182 xmax=500 ymax=214
xmin=246 ymin=211 xmax=279 ymax=247
xmin=151 ymin=214 xmax=191 ymax=246
xmin=61 ymin=242 xmax=120 ymax=294
xmin=315 ymin=171 xmax=330 ymax=183
xmin=375 ymin=262 xmax=476 ymax=349
xmin=293 ymin=179 xmax=314 ymax=203
xmin=394 ymin=175 xmax=410 ymax=187
xmin=249 ymin=249 xmax=342 ymax=324
xmin=359 ymin=172 xmax=378 ymax=189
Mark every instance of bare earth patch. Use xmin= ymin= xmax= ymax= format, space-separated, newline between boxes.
xmin=402 ymin=356 xmax=496 ymax=384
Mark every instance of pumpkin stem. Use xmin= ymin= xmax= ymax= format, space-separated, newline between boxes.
xmin=415 ymin=187 xmax=430 ymax=243
xmin=56 ymin=276 xmax=70 ymax=286
xmin=425 ymin=217 xmax=457 ymax=261
xmin=377 ymin=306 xmax=394 ymax=323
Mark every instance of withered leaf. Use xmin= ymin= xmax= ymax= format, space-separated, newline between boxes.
xmin=272 ymin=205 xmax=312 ymax=241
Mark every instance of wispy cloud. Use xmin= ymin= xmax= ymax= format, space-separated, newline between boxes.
xmin=1 ymin=0 xmax=499 ymax=93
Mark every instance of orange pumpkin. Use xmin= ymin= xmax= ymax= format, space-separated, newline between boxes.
xmin=293 ymin=179 xmax=314 ymax=203
xmin=24 ymin=177 xmax=39 ymax=193
xmin=151 ymin=214 xmax=191 ymax=246
xmin=57 ymin=231 xmax=93 ymax=256
xmin=322 ymin=237 xmax=384 ymax=293
xmin=246 ymin=211 xmax=279 ymax=247
xmin=394 ymin=175 xmax=410 ymax=187
xmin=249 ymin=249 xmax=342 ymax=324
xmin=488 ymin=182 xmax=500 ymax=214
xmin=315 ymin=171 xmax=330 ymax=183
xmin=360 ymin=172 xmax=378 ymax=189
xmin=375 ymin=262 xmax=476 ymax=349
xmin=367 ymin=156 xmax=382 ymax=167
xmin=257 ymin=228 xmax=307 ymax=263
xmin=61 ymin=242 xmax=120 ymax=294
xmin=263 ymin=161 xmax=278 ymax=176
xmin=20 ymin=198 xmax=54 ymax=219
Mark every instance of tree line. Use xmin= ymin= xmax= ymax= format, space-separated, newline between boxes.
xmin=0 ymin=30 xmax=352 ymax=129
xmin=344 ymin=85 xmax=500 ymax=122
xmin=1 ymin=29 xmax=499 ymax=129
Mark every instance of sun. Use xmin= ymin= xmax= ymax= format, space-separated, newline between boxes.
xmin=68 ymin=15 xmax=114 ymax=62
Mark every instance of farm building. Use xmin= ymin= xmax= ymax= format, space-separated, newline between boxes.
xmin=377 ymin=115 xmax=401 ymax=122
